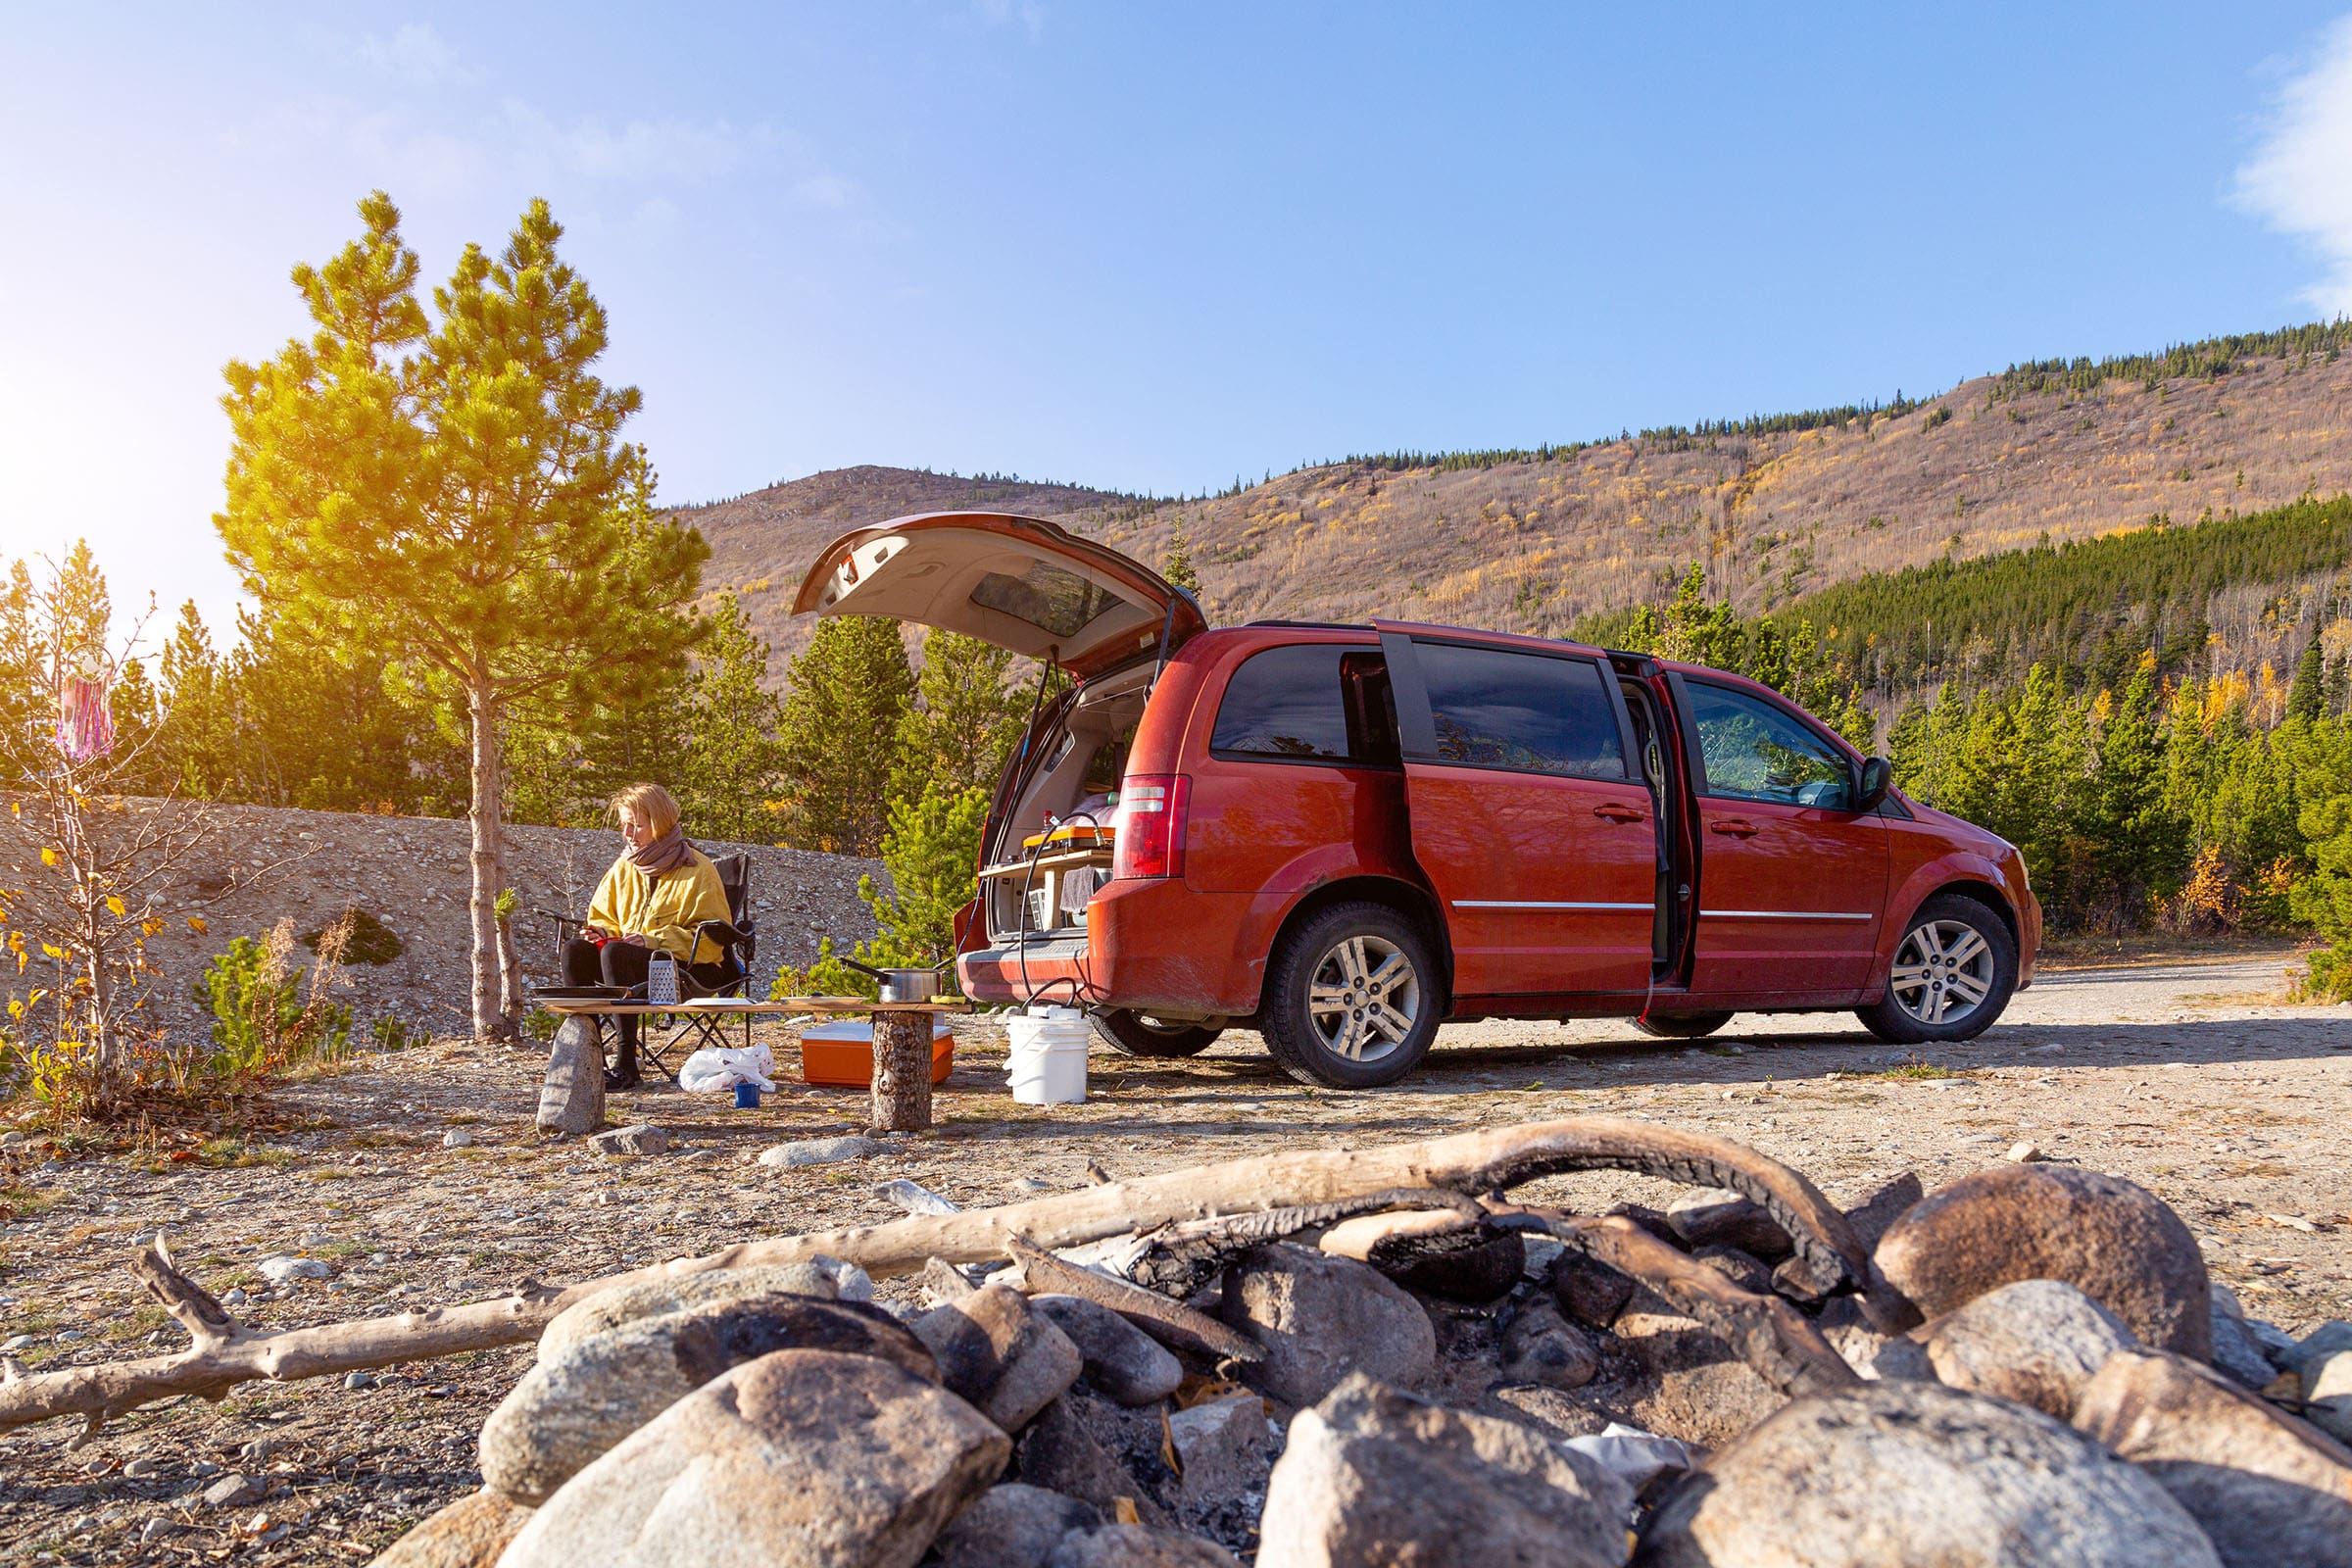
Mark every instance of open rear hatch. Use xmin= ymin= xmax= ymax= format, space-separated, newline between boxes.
xmin=792 ymin=511 xmax=1204 ymax=679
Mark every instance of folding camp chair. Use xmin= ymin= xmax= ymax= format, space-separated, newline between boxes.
xmin=534 ymin=853 xmax=761 ymax=1082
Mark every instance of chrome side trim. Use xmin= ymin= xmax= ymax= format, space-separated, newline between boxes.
xmin=1700 ymin=909 xmax=1874 ymax=921
xmin=1451 ymin=900 xmax=1652 ymax=911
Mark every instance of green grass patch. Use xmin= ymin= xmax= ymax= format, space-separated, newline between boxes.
xmin=1866 ymin=1061 xmax=1969 ymax=1081
xmin=196 ymin=1138 xmax=291 ymax=1169
xmin=0 ymin=1184 xmax=62 ymax=1220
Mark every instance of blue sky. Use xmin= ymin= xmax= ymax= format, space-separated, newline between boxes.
xmin=7 ymin=3 xmax=2352 ymax=638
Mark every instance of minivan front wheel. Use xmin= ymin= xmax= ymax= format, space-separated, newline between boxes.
xmin=1261 ymin=902 xmax=1441 ymax=1088
xmin=1857 ymin=894 xmax=2017 ymax=1045
xmin=1091 ymin=1007 xmax=1224 ymax=1057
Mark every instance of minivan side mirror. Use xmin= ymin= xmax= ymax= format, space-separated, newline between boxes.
xmin=1856 ymin=756 xmax=1892 ymax=812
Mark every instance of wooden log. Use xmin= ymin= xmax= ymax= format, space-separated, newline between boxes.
xmin=0 ymin=1116 xmax=1862 ymax=1438
xmin=868 ymin=1008 xmax=935 ymax=1132
xmin=1004 ymin=1235 xmax=1261 ymax=1363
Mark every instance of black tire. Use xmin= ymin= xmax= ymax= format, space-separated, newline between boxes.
xmin=1632 ymin=1010 xmax=1735 ymax=1040
xmin=1260 ymin=901 xmax=1442 ymax=1088
xmin=1091 ymin=1007 xmax=1224 ymax=1057
xmin=1856 ymin=893 xmax=2018 ymax=1045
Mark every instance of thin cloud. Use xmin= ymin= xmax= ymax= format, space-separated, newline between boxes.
xmin=358 ymin=23 xmax=478 ymax=88
xmin=964 ymin=0 xmax=1046 ymax=41
xmin=2235 ymin=16 xmax=2352 ymax=316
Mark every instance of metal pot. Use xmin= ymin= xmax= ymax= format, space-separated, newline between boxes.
xmin=841 ymin=957 xmax=946 ymax=1004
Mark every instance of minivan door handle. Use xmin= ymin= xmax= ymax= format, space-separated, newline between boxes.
xmin=1592 ymin=803 xmax=1647 ymax=823
xmin=1709 ymin=817 xmax=1760 ymax=838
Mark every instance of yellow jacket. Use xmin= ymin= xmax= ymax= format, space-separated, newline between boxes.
xmin=586 ymin=849 xmax=733 ymax=965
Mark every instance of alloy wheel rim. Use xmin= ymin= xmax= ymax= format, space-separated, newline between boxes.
xmin=1889 ymin=919 xmax=1995 ymax=1026
xmin=1306 ymin=935 xmax=1420 ymax=1062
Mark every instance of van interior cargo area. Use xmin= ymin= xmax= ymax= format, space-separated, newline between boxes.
xmin=978 ymin=661 xmax=1152 ymax=944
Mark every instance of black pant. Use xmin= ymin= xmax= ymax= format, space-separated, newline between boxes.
xmin=562 ymin=937 xmax=729 ymax=1057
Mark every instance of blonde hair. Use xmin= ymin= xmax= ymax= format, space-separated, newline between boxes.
xmin=610 ymin=782 xmax=681 ymax=838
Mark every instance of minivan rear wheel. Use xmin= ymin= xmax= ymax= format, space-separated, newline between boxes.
xmin=1856 ymin=893 xmax=2018 ymax=1045
xmin=1091 ymin=1008 xmax=1224 ymax=1057
xmin=1261 ymin=902 xmax=1441 ymax=1089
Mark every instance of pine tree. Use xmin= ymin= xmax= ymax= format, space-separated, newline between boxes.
xmin=774 ymin=615 xmax=913 ymax=855
xmin=892 ymin=630 xmax=1025 ymax=805
xmin=2289 ymin=716 xmax=2352 ymax=997
xmin=217 ymin=191 xmax=707 ymax=1040
xmin=673 ymin=592 xmax=786 ymax=844
xmin=2289 ymin=638 xmax=2328 ymax=724
xmin=856 ymin=782 xmax=991 ymax=968
xmin=1161 ymin=521 xmax=1200 ymax=592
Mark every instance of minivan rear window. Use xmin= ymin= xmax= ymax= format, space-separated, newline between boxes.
xmin=1413 ymin=642 xmax=1626 ymax=779
xmin=1211 ymin=646 xmax=1396 ymax=764
xmin=969 ymin=562 xmax=1122 ymax=638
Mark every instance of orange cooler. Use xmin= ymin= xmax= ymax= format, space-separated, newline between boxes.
xmin=798 ymin=1019 xmax=955 ymax=1087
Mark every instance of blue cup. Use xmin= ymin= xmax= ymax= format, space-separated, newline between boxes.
xmin=733 ymin=1082 xmax=761 ymax=1109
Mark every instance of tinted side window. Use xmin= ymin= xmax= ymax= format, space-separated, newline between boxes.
xmin=1688 ymin=681 xmax=1852 ymax=807
xmin=1211 ymin=645 xmax=1395 ymax=763
xmin=1411 ymin=642 xmax=1625 ymax=779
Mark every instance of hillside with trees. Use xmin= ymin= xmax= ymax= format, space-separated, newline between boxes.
xmin=687 ymin=322 xmax=2352 ymax=694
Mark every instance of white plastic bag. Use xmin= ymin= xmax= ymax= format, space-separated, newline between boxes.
xmin=1557 ymin=1422 xmax=1696 ymax=1492
xmin=678 ymin=1042 xmax=776 ymax=1094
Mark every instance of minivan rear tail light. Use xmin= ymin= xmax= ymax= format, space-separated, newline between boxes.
xmin=1114 ymin=775 xmax=1191 ymax=880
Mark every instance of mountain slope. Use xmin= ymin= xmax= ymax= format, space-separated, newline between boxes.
xmin=678 ymin=330 xmax=2352 ymax=685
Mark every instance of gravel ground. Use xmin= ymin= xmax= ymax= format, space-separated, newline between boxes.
xmin=0 ymin=945 xmax=2344 ymax=1563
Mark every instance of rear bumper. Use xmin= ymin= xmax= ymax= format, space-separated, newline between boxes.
xmin=957 ymin=877 xmax=1263 ymax=1015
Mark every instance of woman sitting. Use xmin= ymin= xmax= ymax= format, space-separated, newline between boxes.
xmin=564 ymin=783 xmax=734 ymax=1090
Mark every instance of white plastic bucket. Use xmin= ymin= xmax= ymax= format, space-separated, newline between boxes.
xmin=1005 ymin=1004 xmax=1091 ymax=1104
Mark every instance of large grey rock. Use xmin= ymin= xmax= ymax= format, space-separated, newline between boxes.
xmin=1255 ymin=1373 xmax=1632 ymax=1568
xmin=539 ymin=1263 xmax=842 ymax=1360
xmin=1640 ymin=1379 xmax=2221 ymax=1567
xmin=1320 ymin=1211 xmax=1527 ymax=1304
xmin=1166 ymin=1393 xmax=1272 ymax=1510
xmin=2073 ymin=1348 xmax=2352 ymax=1568
xmin=1841 ymin=1171 xmax=1925 ymax=1253
xmin=368 ymin=1490 xmax=530 ymax=1568
xmin=1047 ymin=1526 xmax=1241 ymax=1567
xmin=1498 ymin=1300 xmax=1599 ymax=1392
xmin=1666 ymin=1188 xmax=1792 ymax=1260
xmin=2304 ymin=1349 xmax=2352 ymax=1444
xmin=1222 ymin=1244 xmax=1436 ymax=1408
xmin=484 ymin=1297 xmax=937 ymax=1504
xmin=536 ymin=1018 xmax=606 ymax=1137
xmin=1035 ymin=1296 xmax=1185 ymax=1406
xmin=1924 ymin=1279 xmax=2137 ymax=1417
xmin=760 ymin=1135 xmax=883 ymax=1168
xmin=927 ymin=1484 xmax=1098 ymax=1568
xmin=1875 ymin=1164 xmax=2211 ymax=1357
xmin=1014 ymin=1393 xmax=1177 ymax=1528
xmin=1548 ymin=1250 xmax=1637 ymax=1330
xmin=1689 ymin=1245 xmax=1773 ymax=1296
xmin=913 ymin=1285 xmax=1084 ymax=1433
xmin=589 ymin=1123 xmax=668 ymax=1156
xmin=2211 ymin=1309 xmax=2281 ymax=1390
xmin=1605 ymin=1300 xmax=1788 ymax=1448
xmin=2293 ymin=1320 xmax=2352 ymax=1375
xmin=499 ymin=1349 xmax=1007 ymax=1568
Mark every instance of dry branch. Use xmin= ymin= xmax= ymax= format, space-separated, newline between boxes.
xmin=1005 ymin=1234 xmax=1261 ymax=1363
xmin=0 ymin=1117 xmax=1858 ymax=1438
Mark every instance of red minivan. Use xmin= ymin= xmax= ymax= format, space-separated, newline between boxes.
xmin=796 ymin=512 xmax=2040 ymax=1088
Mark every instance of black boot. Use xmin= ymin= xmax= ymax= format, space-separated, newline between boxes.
xmin=604 ymin=1041 xmax=642 ymax=1092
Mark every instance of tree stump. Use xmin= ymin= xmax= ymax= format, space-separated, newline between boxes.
xmin=869 ymin=1009 xmax=935 ymax=1132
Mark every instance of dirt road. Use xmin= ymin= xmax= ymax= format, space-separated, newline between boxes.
xmin=0 ymin=947 xmax=2343 ymax=1563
